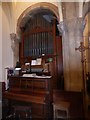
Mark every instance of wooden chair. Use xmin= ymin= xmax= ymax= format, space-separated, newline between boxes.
xmin=53 ymin=90 xmax=70 ymax=120
xmin=53 ymin=101 xmax=70 ymax=119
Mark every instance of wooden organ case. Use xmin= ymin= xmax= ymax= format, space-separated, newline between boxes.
xmin=20 ymin=13 xmax=63 ymax=89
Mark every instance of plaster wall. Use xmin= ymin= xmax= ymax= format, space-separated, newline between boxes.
xmin=0 ymin=3 xmax=2 ymax=82
xmin=2 ymin=3 xmax=13 ymax=82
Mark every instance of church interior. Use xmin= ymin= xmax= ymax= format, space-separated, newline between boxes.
xmin=0 ymin=1 xmax=90 ymax=119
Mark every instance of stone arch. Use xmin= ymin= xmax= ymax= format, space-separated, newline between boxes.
xmin=16 ymin=2 xmax=59 ymax=39
xmin=83 ymin=2 xmax=90 ymax=74
xmin=83 ymin=1 xmax=90 ymax=19
xmin=83 ymin=1 xmax=90 ymax=37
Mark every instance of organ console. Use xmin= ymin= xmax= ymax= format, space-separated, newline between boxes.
xmin=3 ymin=74 xmax=53 ymax=119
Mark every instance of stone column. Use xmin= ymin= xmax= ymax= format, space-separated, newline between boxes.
xmin=10 ymin=33 xmax=19 ymax=66
xmin=58 ymin=17 xmax=85 ymax=91
xmin=89 ymin=36 xmax=90 ymax=73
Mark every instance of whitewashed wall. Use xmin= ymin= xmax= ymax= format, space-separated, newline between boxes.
xmin=2 ymin=3 xmax=13 ymax=82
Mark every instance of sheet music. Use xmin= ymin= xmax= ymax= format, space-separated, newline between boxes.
xmin=31 ymin=60 xmax=37 ymax=66
xmin=36 ymin=58 xmax=42 ymax=65
xmin=35 ymin=75 xmax=52 ymax=78
xmin=22 ymin=74 xmax=51 ymax=78
xmin=31 ymin=58 xmax=42 ymax=66
xmin=23 ymin=74 xmax=36 ymax=77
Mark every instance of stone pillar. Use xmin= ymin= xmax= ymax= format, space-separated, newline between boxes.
xmin=10 ymin=33 xmax=19 ymax=66
xmin=89 ymin=36 xmax=90 ymax=73
xmin=58 ymin=17 xmax=85 ymax=91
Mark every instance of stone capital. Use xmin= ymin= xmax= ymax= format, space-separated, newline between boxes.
xmin=74 ymin=18 xmax=86 ymax=34
xmin=10 ymin=33 xmax=19 ymax=61
xmin=10 ymin=33 xmax=17 ymax=41
xmin=10 ymin=33 xmax=16 ymax=52
xmin=57 ymin=17 xmax=86 ymax=36
xmin=65 ymin=17 xmax=86 ymax=33
xmin=57 ymin=21 xmax=68 ymax=35
xmin=10 ymin=33 xmax=20 ymax=43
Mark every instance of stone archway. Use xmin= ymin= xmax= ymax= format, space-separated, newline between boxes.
xmin=16 ymin=2 xmax=59 ymax=39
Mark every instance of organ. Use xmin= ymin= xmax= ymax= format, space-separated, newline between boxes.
xmin=3 ymin=11 xmax=63 ymax=119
